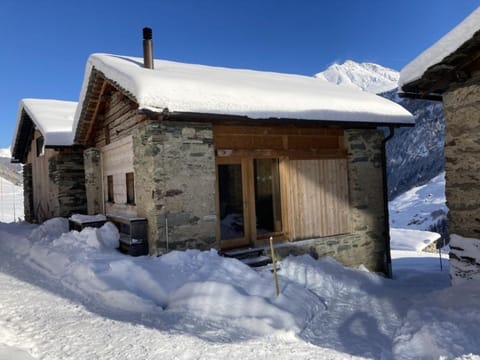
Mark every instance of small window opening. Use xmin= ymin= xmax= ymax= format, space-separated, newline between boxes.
xmin=107 ymin=175 xmax=114 ymax=203
xmin=36 ymin=136 xmax=44 ymax=157
xmin=126 ymin=172 xmax=135 ymax=205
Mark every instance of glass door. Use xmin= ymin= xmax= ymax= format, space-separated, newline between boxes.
xmin=217 ymin=161 xmax=250 ymax=247
xmin=216 ymin=157 xmax=284 ymax=249
xmin=254 ymin=158 xmax=283 ymax=237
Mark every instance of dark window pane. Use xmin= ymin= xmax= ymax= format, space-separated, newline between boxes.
xmin=36 ymin=136 xmax=44 ymax=157
xmin=107 ymin=175 xmax=114 ymax=203
xmin=218 ymin=164 xmax=245 ymax=240
xmin=126 ymin=172 xmax=135 ymax=204
xmin=254 ymin=159 xmax=282 ymax=235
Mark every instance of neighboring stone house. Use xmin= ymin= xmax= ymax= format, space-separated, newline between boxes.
xmin=399 ymin=7 xmax=480 ymax=284
xmin=11 ymin=99 xmax=86 ymax=223
xmin=72 ymin=45 xmax=412 ymax=274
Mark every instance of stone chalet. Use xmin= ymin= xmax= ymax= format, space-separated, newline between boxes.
xmin=70 ymin=32 xmax=413 ymax=276
xmin=399 ymin=7 xmax=480 ymax=284
xmin=11 ymin=99 xmax=86 ymax=223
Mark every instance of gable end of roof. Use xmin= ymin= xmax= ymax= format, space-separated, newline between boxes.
xmin=11 ymin=109 xmax=35 ymax=163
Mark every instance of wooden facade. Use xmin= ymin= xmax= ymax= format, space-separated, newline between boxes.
xmin=213 ymin=124 xmax=350 ymax=249
xmin=27 ymin=130 xmax=58 ymax=222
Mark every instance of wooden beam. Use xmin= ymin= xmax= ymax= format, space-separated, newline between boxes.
xmin=398 ymin=92 xmax=443 ymax=101
xmin=84 ymin=79 xmax=108 ymax=144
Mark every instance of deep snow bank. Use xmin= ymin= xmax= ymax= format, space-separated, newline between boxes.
xmin=1 ymin=219 xmax=480 ymax=359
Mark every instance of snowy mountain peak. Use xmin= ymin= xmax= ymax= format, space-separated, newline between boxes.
xmin=315 ymin=60 xmax=399 ymax=94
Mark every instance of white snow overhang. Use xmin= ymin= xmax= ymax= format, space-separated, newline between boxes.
xmin=11 ymin=99 xmax=77 ymax=163
xmin=399 ymin=7 xmax=480 ymax=95
xmin=73 ymin=53 xmax=414 ymax=139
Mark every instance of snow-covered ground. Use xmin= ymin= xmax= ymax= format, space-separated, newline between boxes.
xmin=0 ymin=217 xmax=479 ymax=359
xmin=0 ymin=177 xmax=24 ymax=223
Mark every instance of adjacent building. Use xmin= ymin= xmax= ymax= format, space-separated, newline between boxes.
xmin=399 ymin=7 xmax=480 ymax=284
xmin=11 ymin=99 xmax=86 ymax=223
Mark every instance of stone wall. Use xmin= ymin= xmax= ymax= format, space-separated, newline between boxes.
xmin=49 ymin=150 xmax=87 ymax=217
xmin=276 ymin=128 xmax=388 ymax=273
xmin=83 ymin=148 xmax=103 ymax=215
xmin=23 ymin=163 xmax=34 ymax=223
xmin=443 ymin=83 xmax=480 ymax=284
xmin=133 ymin=120 xmax=217 ymax=254
xmin=443 ymin=84 xmax=480 ymax=237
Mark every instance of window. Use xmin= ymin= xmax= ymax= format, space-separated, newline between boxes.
xmin=107 ymin=175 xmax=114 ymax=203
xmin=126 ymin=172 xmax=135 ymax=205
xmin=36 ymin=136 xmax=44 ymax=157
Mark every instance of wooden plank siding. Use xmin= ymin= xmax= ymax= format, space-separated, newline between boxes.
xmin=214 ymin=124 xmax=346 ymax=159
xmin=94 ymin=90 xmax=144 ymax=148
xmin=288 ymin=159 xmax=350 ymax=240
xmin=101 ymin=135 xmax=136 ymax=217
xmin=27 ymin=130 xmax=58 ymax=222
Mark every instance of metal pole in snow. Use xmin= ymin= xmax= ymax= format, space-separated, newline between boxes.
xmin=269 ymin=236 xmax=280 ymax=297
xmin=439 ymin=247 xmax=443 ymax=271
xmin=13 ymin=184 xmax=16 ymax=222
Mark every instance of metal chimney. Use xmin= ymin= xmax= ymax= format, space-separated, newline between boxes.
xmin=143 ymin=27 xmax=154 ymax=69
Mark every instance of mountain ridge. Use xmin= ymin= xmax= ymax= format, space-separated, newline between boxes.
xmin=315 ymin=60 xmax=399 ymax=94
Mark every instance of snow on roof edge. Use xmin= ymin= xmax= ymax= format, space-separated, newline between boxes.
xmin=399 ymin=7 xmax=480 ymax=88
xmin=73 ymin=53 xmax=413 ymax=134
xmin=11 ymin=99 xmax=78 ymax=160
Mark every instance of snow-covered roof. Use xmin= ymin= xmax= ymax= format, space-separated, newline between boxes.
xmin=11 ymin=99 xmax=77 ymax=162
xmin=399 ymin=7 xmax=480 ymax=88
xmin=14 ymin=99 xmax=77 ymax=146
xmin=74 ymin=53 xmax=413 ymax=130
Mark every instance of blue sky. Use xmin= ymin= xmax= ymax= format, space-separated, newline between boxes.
xmin=1 ymin=0 xmax=479 ymax=148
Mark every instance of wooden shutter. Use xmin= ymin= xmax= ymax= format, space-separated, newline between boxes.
xmin=288 ymin=158 xmax=350 ymax=240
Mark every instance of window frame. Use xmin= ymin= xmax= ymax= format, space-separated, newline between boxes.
xmin=126 ymin=172 xmax=135 ymax=205
xmin=107 ymin=175 xmax=114 ymax=203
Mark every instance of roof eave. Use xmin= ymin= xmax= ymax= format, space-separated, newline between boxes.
xmin=163 ymin=110 xmax=415 ymax=128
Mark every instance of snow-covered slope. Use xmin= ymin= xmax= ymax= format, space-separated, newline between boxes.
xmin=383 ymin=90 xmax=445 ymax=199
xmin=0 ymin=148 xmax=10 ymax=158
xmin=389 ymin=173 xmax=447 ymax=230
xmin=0 ymin=177 xmax=23 ymax=223
xmin=0 ymin=148 xmax=22 ymax=186
xmin=315 ymin=60 xmax=399 ymax=94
